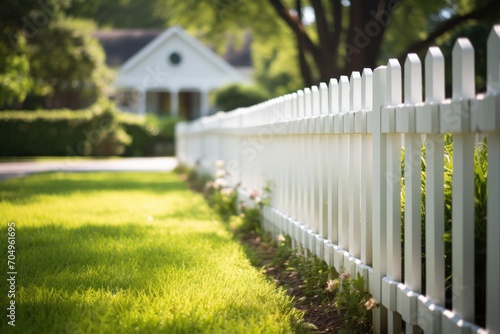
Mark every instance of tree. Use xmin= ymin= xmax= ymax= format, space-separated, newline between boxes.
xmin=267 ymin=0 xmax=500 ymax=85
xmin=27 ymin=17 xmax=114 ymax=109
xmin=0 ymin=1 xmax=113 ymax=109
xmin=166 ymin=0 xmax=500 ymax=87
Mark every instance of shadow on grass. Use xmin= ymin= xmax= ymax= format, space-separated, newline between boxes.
xmin=0 ymin=171 xmax=187 ymax=204
xmin=16 ymin=223 xmax=235 ymax=289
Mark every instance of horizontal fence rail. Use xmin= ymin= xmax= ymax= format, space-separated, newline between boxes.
xmin=176 ymin=25 xmax=500 ymax=334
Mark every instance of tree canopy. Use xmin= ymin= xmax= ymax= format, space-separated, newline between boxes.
xmin=166 ymin=0 xmax=500 ymax=87
xmin=0 ymin=0 xmax=113 ymax=109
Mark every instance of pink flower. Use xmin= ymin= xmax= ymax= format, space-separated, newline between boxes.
xmin=249 ymin=190 xmax=259 ymax=200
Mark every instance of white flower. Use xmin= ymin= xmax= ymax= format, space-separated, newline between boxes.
xmin=276 ymin=234 xmax=286 ymax=242
xmin=221 ymin=187 xmax=234 ymax=196
xmin=365 ymin=298 xmax=378 ymax=310
xmin=214 ymin=178 xmax=228 ymax=188
xmin=216 ymin=170 xmax=226 ymax=178
xmin=326 ymin=279 xmax=339 ymax=292
xmin=215 ymin=160 xmax=225 ymax=168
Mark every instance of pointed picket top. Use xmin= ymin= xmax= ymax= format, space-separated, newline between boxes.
xmin=387 ymin=59 xmax=402 ymax=106
xmin=339 ymin=75 xmax=350 ymax=114
xmin=452 ymin=38 xmax=475 ymax=100
xmin=329 ymin=78 xmax=339 ymax=115
xmin=311 ymin=85 xmax=320 ymax=116
xmin=297 ymin=89 xmax=305 ymax=118
xmin=291 ymin=92 xmax=298 ymax=119
xmin=304 ymin=87 xmax=312 ymax=117
xmin=404 ymin=53 xmax=422 ymax=104
xmin=283 ymin=94 xmax=292 ymax=121
xmin=425 ymin=47 xmax=445 ymax=103
xmin=277 ymin=95 xmax=285 ymax=122
xmin=350 ymin=71 xmax=362 ymax=111
xmin=362 ymin=68 xmax=373 ymax=110
xmin=319 ymin=82 xmax=328 ymax=115
xmin=487 ymin=25 xmax=500 ymax=94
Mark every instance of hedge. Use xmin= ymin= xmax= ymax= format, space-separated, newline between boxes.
xmin=0 ymin=105 xmax=182 ymax=157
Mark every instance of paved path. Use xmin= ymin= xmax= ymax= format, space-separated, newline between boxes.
xmin=0 ymin=157 xmax=178 ymax=181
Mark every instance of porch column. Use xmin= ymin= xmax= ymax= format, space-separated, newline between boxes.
xmin=200 ymin=89 xmax=210 ymax=117
xmin=138 ymin=89 xmax=146 ymax=115
xmin=170 ymin=90 xmax=179 ymax=116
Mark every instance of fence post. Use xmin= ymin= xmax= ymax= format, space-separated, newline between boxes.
xmin=486 ymin=25 xmax=500 ymax=334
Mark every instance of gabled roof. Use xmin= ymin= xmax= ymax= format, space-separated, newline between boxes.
xmin=118 ymin=26 xmax=247 ymax=82
xmin=95 ymin=29 xmax=252 ymax=68
xmin=94 ymin=30 xmax=162 ymax=67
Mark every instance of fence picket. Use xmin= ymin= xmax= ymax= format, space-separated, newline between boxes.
xmin=451 ymin=38 xmax=475 ymax=324
xmin=384 ymin=58 xmax=403 ymax=333
xmin=486 ymin=26 xmax=500 ymax=334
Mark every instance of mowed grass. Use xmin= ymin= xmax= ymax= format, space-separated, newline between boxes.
xmin=0 ymin=172 xmax=301 ymax=334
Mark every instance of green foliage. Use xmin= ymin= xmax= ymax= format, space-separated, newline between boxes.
xmin=288 ymin=250 xmax=335 ymax=301
xmin=0 ymin=1 xmax=113 ymax=109
xmin=26 ymin=17 xmax=114 ymax=109
xmin=66 ymin=0 xmax=172 ymax=28
xmin=0 ymin=104 xmax=130 ymax=156
xmin=237 ymin=206 xmax=262 ymax=233
xmin=144 ymin=114 xmax=185 ymax=141
xmin=0 ymin=35 xmax=33 ymax=106
xmin=214 ymin=84 xmax=270 ymax=112
xmin=333 ymin=271 xmax=375 ymax=332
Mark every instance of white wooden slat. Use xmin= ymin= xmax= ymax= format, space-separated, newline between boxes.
xmin=486 ymin=25 xmax=500 ymax=334
xmin=401 ymin=54 xmax=423 ymax=333
xmin=328 ymin=79 xmax=339 ymax=245
xmin=312 ymin=85 xmax=321 ymax=233
xmin=372 ymin=66 xmax=389 ymax=334
xmin=349 ymin=72 xmax=362 ymax=259
xmin=424 ymin=47 xmax=446 ymax=307
xmin=290 ymin=93 xmax=298 ymax=220
xmin=487 ymin=133 xmax=500 ymax=334
xmin=361 ymin=68 xmax=373 ymax=266
xmin=451 ymin=37 xmax=475 ymax=323
xmin=319 ymin=83 xmax=329 ymax=238
xmin=384 ymin=59 xmax=404 ymax=333
xmin=404 ymin=53 xmax=422 ymax=294
xmin=303 ymin=88 xmax=313 ymax=230
xmin=338 ymin=76 xmax=350 ymax=251
xmin=386 ymin=59 xmax=402 ymax=283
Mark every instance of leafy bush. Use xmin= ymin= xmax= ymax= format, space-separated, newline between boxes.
xmin=333 ymin=271 xmax=375 ymax=332
xmin=213 ymin=84 xmax=269 ymax=112
xmin=0 ymin=104 xmax=130 ymax=156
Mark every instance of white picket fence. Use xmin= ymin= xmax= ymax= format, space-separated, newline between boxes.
xmin=176 ymin=26 xmax=500 ymax=334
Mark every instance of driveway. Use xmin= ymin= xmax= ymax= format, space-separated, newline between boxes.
xmin=0 ymin=157 xmax=178 ymax=181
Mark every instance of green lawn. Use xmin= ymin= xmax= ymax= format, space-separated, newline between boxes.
xmin=0 ymin=172 xmax=302 ymax=334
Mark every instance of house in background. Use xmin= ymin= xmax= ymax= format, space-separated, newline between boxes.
xmin=95 ymin=26 xmax=251 ymax=120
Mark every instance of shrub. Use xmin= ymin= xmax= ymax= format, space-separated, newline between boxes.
xmin=213 ymin=84 xmax=270 ymax=112
xmin=0 ymin=104 xmax=130 ymax=156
